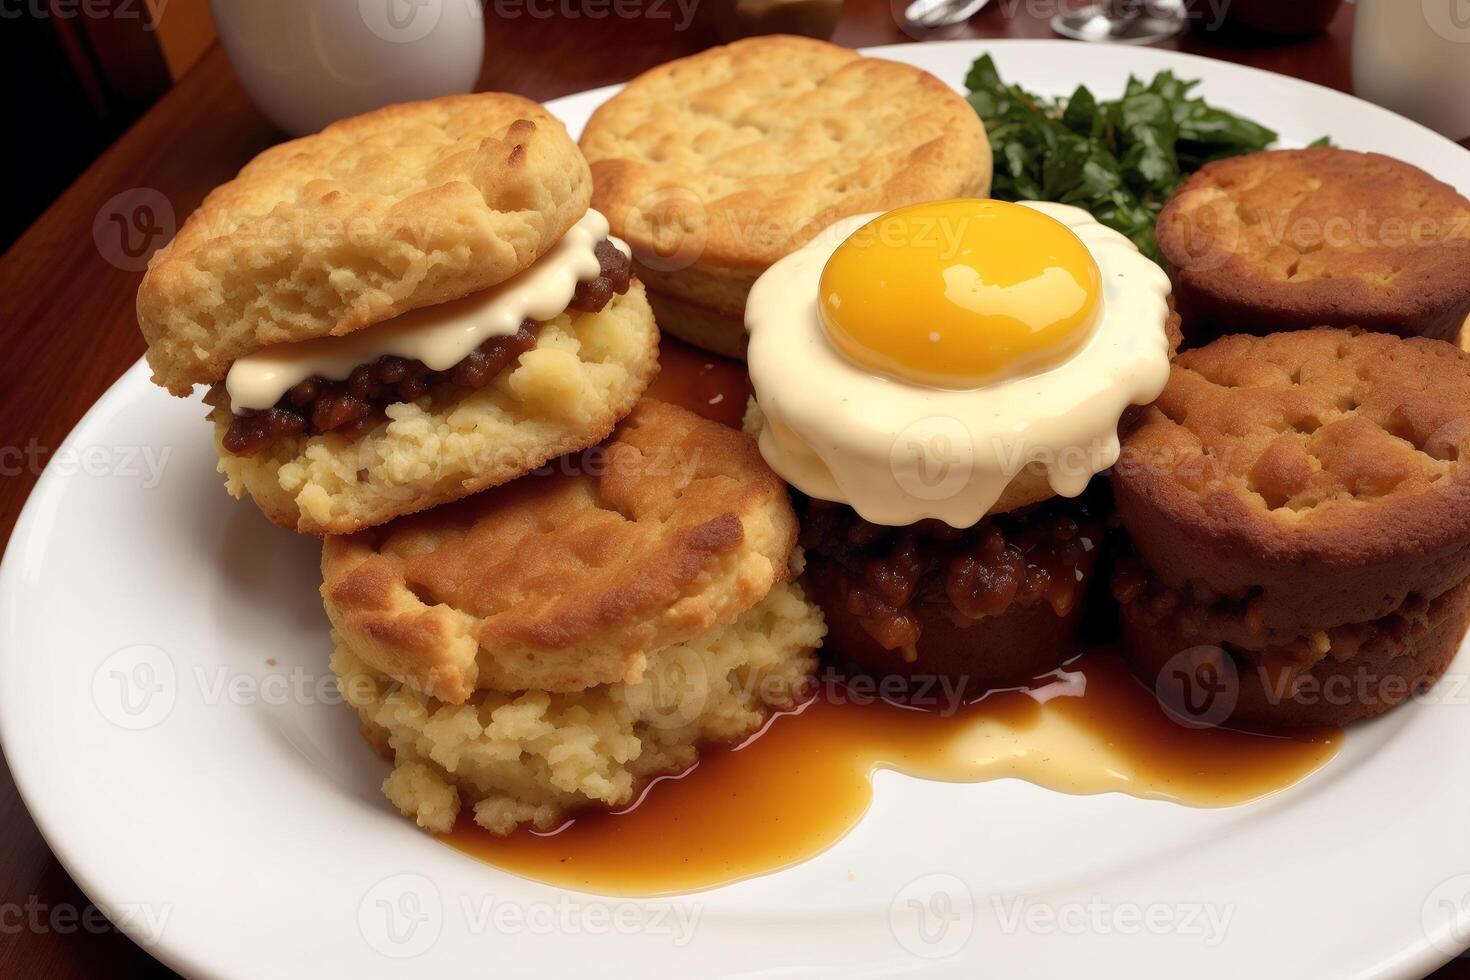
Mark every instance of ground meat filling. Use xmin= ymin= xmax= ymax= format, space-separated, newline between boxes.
xmin=799 ymin=496 xmax=1101 ymax=652
xmin=223 ymin=239 xmax=632 ymax=456
xmin=568 ymin=239 xmax=633 ymax=312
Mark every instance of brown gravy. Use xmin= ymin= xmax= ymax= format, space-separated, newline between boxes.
xmin=444 ymin=338 xmax=1342 ymax=897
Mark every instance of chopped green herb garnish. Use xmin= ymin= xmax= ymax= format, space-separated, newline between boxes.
xmin=964 ymin=54 xmax=1280 ymax=264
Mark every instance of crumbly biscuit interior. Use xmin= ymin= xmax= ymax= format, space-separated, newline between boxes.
xmin=212 ymin=283 xmax=656 ymax=533
xmin=334 ymin=579 xmax=825 ymax=835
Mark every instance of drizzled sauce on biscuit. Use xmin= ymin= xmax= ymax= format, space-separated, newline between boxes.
xmin=444 ymin=337 xmax=1341 ymax=897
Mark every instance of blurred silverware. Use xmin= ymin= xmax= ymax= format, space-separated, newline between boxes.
xmin=902 ymin=0 xmax=993 ymax=30
xmin=1051 ymin=0 xmax=1186 ymax=44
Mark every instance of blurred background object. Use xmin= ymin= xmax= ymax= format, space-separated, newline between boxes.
xmin=1353 ymin=0 xmax=1470 ymax=142
xmin=710 ymin=0 xmax=844 ymax=40
xmin=209 ymin=0 xmax=486 ymax=136
xmin=1051 ymin=0 xmax=1185 ymax=44
xmin=1185 ymin=0 xmax=1342 ymax=39
xmin=0 ymin=0 xmax=201 ymax=249
xmin=901 ymin=0 xmax=993 ymax=34
xmin=6 ymin=0 xmax=1467 ymax=258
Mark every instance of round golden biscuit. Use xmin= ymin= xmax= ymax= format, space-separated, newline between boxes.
xmin=1115 ymin=328 xmax=1470 ymax=635
xmin=140 ymin=92 xmax=592 ymax=394
xmin=320 ymin=398 xmax=804 ymax=702
xmin=645 ymin=286 xmax=748 ymax=359
xmin=211 ymin=281 xmax=659 ymax=536
xmin=1157 ymin=147 xmax=1470 ymax=344
xmin=580 ymin=35 xmax=992 ymax=355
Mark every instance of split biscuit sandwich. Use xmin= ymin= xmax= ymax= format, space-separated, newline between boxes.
xmin=137 ymin=93 xmax=659 ymax=534
xmin=322 ymin=400 xmax=827 ymax=834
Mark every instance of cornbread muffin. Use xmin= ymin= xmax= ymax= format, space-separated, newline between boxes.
xmin=1115 ymin=557 xmax=1470 ymax=730
xmin=1157 ymin=148 xmax=1470 ymax=344
xmin=210 ymin=283 xmax=659 ymax=535
xmin=580 ymin=35 xmax=992 ymax=357
xmin=1114 ymin=329 xmax=1470 ymax=635
xmin=322 ymin=400 xmax=827 ymax=833
xmin=139 ymin=92 xmax=591 ymax=394
xmin=1113 ymin=329 xmax=1470 ymax=728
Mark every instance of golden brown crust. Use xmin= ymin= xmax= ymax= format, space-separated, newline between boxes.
xmin=320 ymin=399 xmax=800 ymax=702
xmin=580 ymin=35 xmax=992 ymax=320
xmin=139 ymin=92 xmax=592 ymax=394
xmin=1114 ymin=329 xmax=1470 ymax=633
xmin=1157 ymin=148 xmax=1470 ymax=344
xmin=1118 ymin=567 xmax=1470 ymax=731
xmin=644 ymin=285 xmax=749 ymax=360
xmin=209 ymin=283 xmax=659 ymax=535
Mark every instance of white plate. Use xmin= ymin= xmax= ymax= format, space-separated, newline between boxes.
xmin=4 ymin=39 xmax=1470 ymax=980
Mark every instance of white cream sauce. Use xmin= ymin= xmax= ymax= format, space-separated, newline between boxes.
xmin=225 ymin=209 xmax=625 ymax=413
xmin=745 ymin=202 xmax=1173 ymax=529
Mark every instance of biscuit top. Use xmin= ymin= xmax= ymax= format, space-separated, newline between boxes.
xmin=579 ymin=35 xmax=992 ymax=274
xmin=1118 ymin=329 xmax=1470 ymax=566
xmin=320 ymin=400 xmax=799 ymax=702
xmin=138 ymin=92 xmax=592 ymax=395
xmin=1157 ymin=148 xmax=1470 ymax=321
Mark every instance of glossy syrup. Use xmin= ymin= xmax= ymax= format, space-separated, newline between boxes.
xmin=445 ymin=338 xmax=1342 ymax=896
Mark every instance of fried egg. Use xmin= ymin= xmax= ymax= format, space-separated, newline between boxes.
xmin=745 ymin=199 xmax=1172 ymax=528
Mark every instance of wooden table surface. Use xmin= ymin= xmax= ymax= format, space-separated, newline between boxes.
xmin=2 ymin=3 xmax=1468 ymax=977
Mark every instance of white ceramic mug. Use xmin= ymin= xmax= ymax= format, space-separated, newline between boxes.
xmin=1353 ymin=0 xmax=1470 ymax=142
xmin=208 ymin=0 xmax=486 ymax=136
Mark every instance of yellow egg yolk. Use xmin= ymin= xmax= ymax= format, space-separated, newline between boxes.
xmin=817 ymin=199 xmax=1103 ymax=388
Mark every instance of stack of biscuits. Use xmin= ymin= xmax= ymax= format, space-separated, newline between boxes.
xmin=1112 ymin=329 xmax=1470 ymax=729
xmin=1116 ymin=145 xmax=1470 ymax=730
xmin=136 ymin=92 xmax=825 ymax=834
xmin=580 ymin=35 xmax=993 ymax=358
xmin=139 ymin=93 xmax=660 ymax=535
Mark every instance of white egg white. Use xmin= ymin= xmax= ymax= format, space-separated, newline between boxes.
xmin=745 ymin=202 xmax=1173 ymax=528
